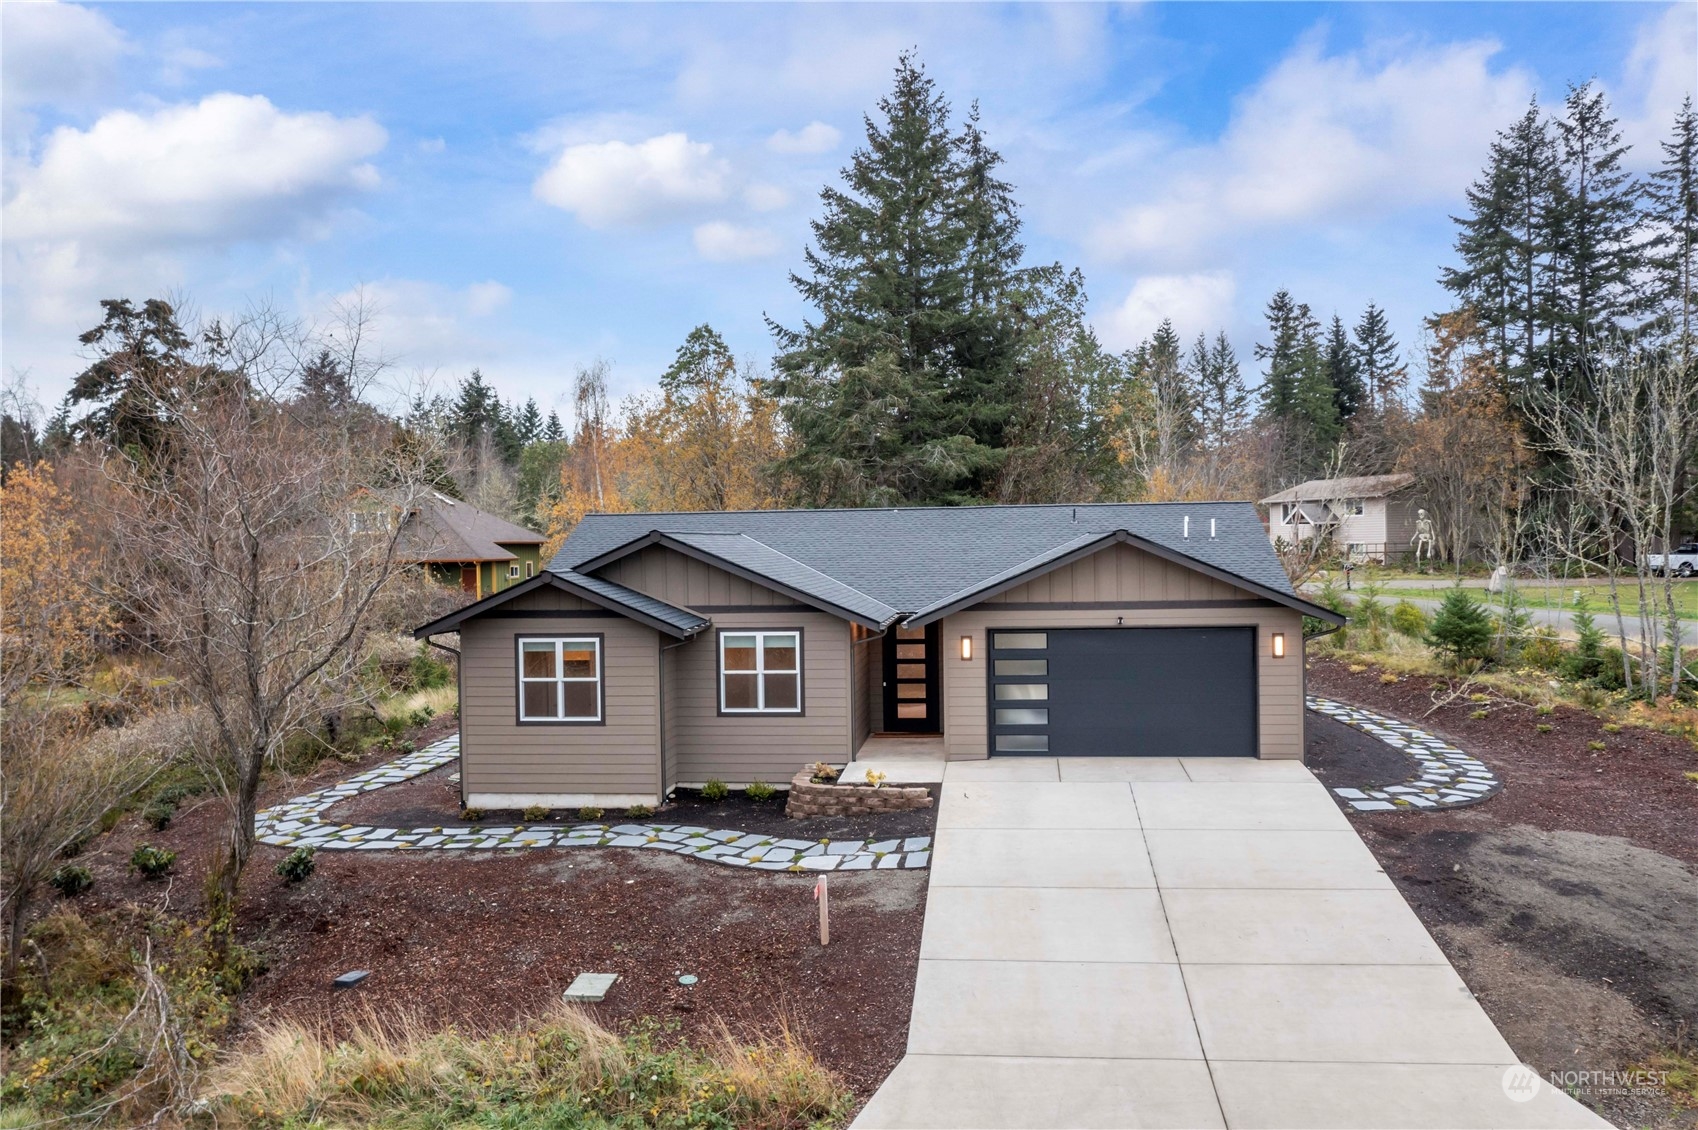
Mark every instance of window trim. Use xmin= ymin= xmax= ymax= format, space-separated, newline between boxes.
xmin=514 ymin=633 xmax=606 ymax=726
xmin=716 ymin=627 xmax=805 ymax=716
xmin=508 ymin=563 xmax=522 ymax=579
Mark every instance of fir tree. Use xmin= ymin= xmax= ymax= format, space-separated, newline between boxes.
xmin=515 ymin=398 xmax=544 ymax=446
xmin=1352 ymin=303 xmax=1407 ymax=409
xmin=450 ymin=369 xmax=503 ymax=448
xmin=1144 ymin=319 xmax=1194 ymax=468
xmin=1257 ymin=291 xmax=1336 ymax=479
xmin=769 ymin=53 xmax=1031 ymax=506
xmin=1323 ymin=314 xmax=1366 ymax=423
xmin=1549 ymin=81 xmax=1640 ymax=372
xmin=543 ymin=410 xmax=565 ymax=443
xmin=1645 ymin=96 xmax=1698 ymax=365
xmin=297 ymin=348 xmax=355 ymax=415
xmin=68 ymin=298 xmax=200 ymax=455
xmin=1189 ymin=330 xmax=1248 ymax=457
xmin=1425 ymin=587 xmax=1496 ymax=666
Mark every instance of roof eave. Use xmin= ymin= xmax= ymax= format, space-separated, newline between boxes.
xmin=412 ymin=571 xmax=707 ymax=640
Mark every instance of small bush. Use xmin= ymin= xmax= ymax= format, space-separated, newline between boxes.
xmin=1601 ymin=723 xmax=1621 ymax=733
xmin=1536 ymin=723 xmax=1553 ymax=733
xmin=275 ymin=846 xmax=316 ymax=883
xmin=1389 ymin=600 xmax=1428 ymax=638
xmin=129 ymin=844 xmax=177 ymax=880
xmin=1379 ymin=673 xmax=1399 ymax=685
xmin=625 ymin=804 xmax=654 ymax=819
xmin=1469 ymin=709 xmax=1488 ymax=720
xmin=745 ymin=780 xmax=776 ymax=803
xmin=49 ymin=865 xmax=93 ymax=897
xmin=809 ymin=761 xmax=840 ymax=783
xmin=522 ymin=804 xmax=551 ymax=822
xmin=459 ymin=807 xmax=485 ymax=822
xmin=1520 ymin=629 xmax=1565 ymax=671
xmin=409 ymin=648 xmax=453 ymax=690
xmin=1426 ymin=588 xmax=1495 ymax=666
xmin=700 ymin=779 xmax=730 ymax=802
xmin=1589 ymin=740 xmax=1607 ymax=751
xmin=577 ymin=806 xmax=605 ymax=822
xmin=1564 ymin=606 xmax=1607 ymax=682
xmin=407 ymin=705 xmax=435 ymax=728
xmin=1536 ymin=703 xmax=1554 ymax=715
xmin=142 ymin=799 xmax=175 ymax=831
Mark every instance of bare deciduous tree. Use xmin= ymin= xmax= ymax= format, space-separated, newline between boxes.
xmin=98 ymin=304 xmax=433 ymax=919
xmin=1529 ymin=340 xmax=1698 ymax=697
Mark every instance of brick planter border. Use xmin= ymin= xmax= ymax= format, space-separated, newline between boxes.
xmin=785 ymin=768 xmax=934 ymax=818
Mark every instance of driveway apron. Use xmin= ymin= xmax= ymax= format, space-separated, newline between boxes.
xmin=853 ymin=757 xmax=1608 ymax=1130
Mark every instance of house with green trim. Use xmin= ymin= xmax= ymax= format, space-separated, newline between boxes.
xmin=398 ymin=492 xmax=547 ymax=599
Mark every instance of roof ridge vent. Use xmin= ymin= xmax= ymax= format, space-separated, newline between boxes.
xmin=1182 ymin=515 xmax=1190 ymax=539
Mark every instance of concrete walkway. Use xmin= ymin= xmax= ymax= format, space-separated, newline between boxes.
xmin=854 ymin=757 xmax=1608 ymax=1130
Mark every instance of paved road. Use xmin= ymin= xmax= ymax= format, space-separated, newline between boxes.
xmin=853 ymin=757 xmax=1605 ymax=1130
xmin=1315 ymin=587 xmax=1675 ymax=643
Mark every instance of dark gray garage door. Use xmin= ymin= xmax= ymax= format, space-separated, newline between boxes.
xmin=988 ymin=627 xmax=1257 ymax=757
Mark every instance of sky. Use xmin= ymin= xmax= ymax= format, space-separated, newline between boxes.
xmin=3 ymin=1 xmax=1694 ymax=421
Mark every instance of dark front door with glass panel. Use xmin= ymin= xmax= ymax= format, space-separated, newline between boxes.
xmin=882 ymin=622 xmax=940 ymax=732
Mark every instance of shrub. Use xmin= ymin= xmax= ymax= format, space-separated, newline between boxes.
xmin=1469 ymin=709 xmax=1488 ymax=720
xmin=1379 ymin=673 xmax=1399 ymax=685
xmin=1536 ymin=723 xmax=1553 ymax=733
xmin=625 ymin=804 xmax=654 ymax=819
xmin=745 ymin=780 xmax=776 ymax=803
xmin=49 ymin=865 xmax=93 ymax=897
xmin=809 ymin=762 xmax=839 ymax=783
xmin=407 ymin=705 xmax=435 ymax=728
xmin=459 ymin=807 xmax=485 ymax=822
xmin=142 ymin=799 xmax=175 ymax=831
xmin=1589 ymin=741 xmax=1607 ymax=751
xmin=273 ymin=846 xmax=314 ymax=883
xmin=1425 ymin=588 xmax=1495 ymax=666
xmin=576 ymin=806 xmax=605 ymax=822
xmin=700 ymin=779 xmax=730 ymax=802
xmin=129 ymin=845 xmax=176 ymax=880
xmin=522 ymin=804 xmax=551 ymax=822
xmin=1563 ymin=605 xmax=1607 ymax=682
xmin=409 ymin=648 xmax=453 ymax=691
xmin=1520 ymin=629 xmax=1565 ymax=671
xmin=1389 ymin=600 xmax=1428 ymax=638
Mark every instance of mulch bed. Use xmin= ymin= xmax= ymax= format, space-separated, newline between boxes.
xmin=1303 ymin=708 xmax=1419 ymax=790
xmin=1307 ymin=657 xmax=1698 ymax=1129
xmin=53 ymin=711 xmax=925 ymax=1103
xmin=327 ymin=768 xmax=939 ymax=843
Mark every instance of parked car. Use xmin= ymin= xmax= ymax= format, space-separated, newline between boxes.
xmin=1647 ymin=542 xmax=1698 ymax=577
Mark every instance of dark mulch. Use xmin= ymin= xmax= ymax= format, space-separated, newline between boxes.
xmin=1307 ymin=657 xmax=1698 ymax=1130
xmin=54 ymin=709 xmax=925 ymax=1104
xmin=327 ymin=768 xmax=939 ymax=843
xmin=1303 ymin=709 xmax=1418 ymax=790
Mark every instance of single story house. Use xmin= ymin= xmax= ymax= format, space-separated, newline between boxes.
xmin=1259 ymin=473 xmax=1420 ymax=564
xmin=414 ymin=502 xmax=1345 ymax=809
xmin=396 ymin=492 xmax=547 ymax=599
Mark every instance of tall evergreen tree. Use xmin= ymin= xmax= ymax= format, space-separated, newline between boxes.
xmin=1189 ymin=330 xmax=1248 ymax=456
xmin=1645 ymin=96 xmax=1698 ymax=366
xmin=1143 ymin=319 xmax=1194 ymax=469
xmin=1323 ymin=314 xmax=1366 ymax=423
xmin=450 ymin=369 xmax=503 ymax=448
xmin=769 ymin=54 xmax=1030 ymax=506
xmin=297 ymin=348 xmax=355 ymax=415
xmin=514 ymin=398 xmax=544 ymax=446
xmin=1256 ymin=290 xmax=1336 ymax=480
xmin=1549 ymin=81 xmax=1640 ymax=371
xmin=67 ymin=298 xmax=201 ymax=455
xmin=543 ymin=410 xmax=565 ymax=443
xmin=1353 ymin=303 xmax=1407 ymax=409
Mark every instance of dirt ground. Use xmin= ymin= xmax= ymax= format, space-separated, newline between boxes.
xmin=1309 ymin=657 xmax=1698 ymax=1129
xmin=60 ymin=716 xmax=927 ymax=1103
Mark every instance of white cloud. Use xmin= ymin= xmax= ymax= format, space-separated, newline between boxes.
xmin=0 ymin=2 xmax=126 ymax=111
xmin=767 ymin=121 xmax=841 ymax=154
xmin=1100 ymin=271 xmax=1236 ymax=350
xmin=4 ymin=93 xmax=386 ymax=250
xmin=532 ymin=132 xmax=731 ymax=228
xmin=417 ymin=137 xmax=447 ymax=155
xmin=464 ymin=280 xmax=513 ymax=317
xmin=692 ymin=221 xmax=782 ymax=262
xmin=743 ymin=183 xmax=790 ymax=212
xmin=1619 ymin=4 xmax=1697 ymax=158
xmin=1093 ymin=35 xmax=1533 ymax=262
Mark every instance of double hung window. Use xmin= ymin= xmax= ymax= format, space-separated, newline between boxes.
xmin=719 ymin=631 xmax=801 ymax=713
xmin=517 ymin=637 xmax=602 ymax=722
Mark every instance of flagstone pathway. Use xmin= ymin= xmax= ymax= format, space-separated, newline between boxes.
xmin=1307 ymin=696 xmax=1503 ymax=812
xmin=255 ymin=734 xmax=931 ymax=871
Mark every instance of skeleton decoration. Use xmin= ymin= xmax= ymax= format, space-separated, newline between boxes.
xmin=1412 ymin=508 xmax=1436 ymax=564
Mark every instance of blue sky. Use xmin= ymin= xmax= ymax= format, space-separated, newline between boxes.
xmin=3 ymin=2 xmax=1693 ymax=419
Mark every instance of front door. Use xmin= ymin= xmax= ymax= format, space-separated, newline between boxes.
xmin=882 ymin=622 xmax=940 ymax=733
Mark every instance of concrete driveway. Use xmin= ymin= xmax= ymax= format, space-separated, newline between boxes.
xmin=853 ymin=757 xmax=1608 ymax=1130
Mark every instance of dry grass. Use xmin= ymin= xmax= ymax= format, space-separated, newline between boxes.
xmin=199 ymin=1004 xmax=846 ymax=1128
xmin=375 ymin=684 xmax=458 ymax=728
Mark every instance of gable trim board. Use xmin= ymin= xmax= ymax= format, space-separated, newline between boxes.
xmin=419 ymin=503 xmax=1327 ymax=805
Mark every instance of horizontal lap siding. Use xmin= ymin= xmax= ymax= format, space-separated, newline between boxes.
xmin=459 ymin=612 xmax=660 ymax=798
xmin=669 ymin=611 xmax=851 ymax=783
xmin=850 ymin=625 xmax=873 ymax=751
xmin=946 ymin=543 xmax=1306 ymax=760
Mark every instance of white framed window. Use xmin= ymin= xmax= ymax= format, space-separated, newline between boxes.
xmin=508 ymin=563 xmax=521 ymax=579
xmin=719 ymin=630 xmax=802 ymax=714
xmin=1346 ymin=498 xmax=1365 ymax=516
xmin=517 ymin=636 xmax=602 ymax=723
xmin=525 ymin=560 xmax=536 ymax=578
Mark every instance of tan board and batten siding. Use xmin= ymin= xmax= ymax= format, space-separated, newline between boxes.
xmin=457 ymin=585 xmax=661 ymax=807
xmin=937 ymin=541 xmax=1306 ymax=760
xmin=599 ymin=545 xmax=854 ymax=785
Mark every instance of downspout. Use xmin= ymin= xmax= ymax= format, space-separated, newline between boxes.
xmin=424 ymin=635 xmax=463 ymax=807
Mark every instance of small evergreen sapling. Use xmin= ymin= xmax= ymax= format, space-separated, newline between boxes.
xmin=275 ymin=846 xmax=316 ymax=883
xmin=1425 ymin=588 xmax=1495 ymax=666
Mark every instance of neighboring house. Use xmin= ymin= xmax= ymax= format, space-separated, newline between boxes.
xmin=1259 ymin=473 xmax=1420 ymax=564
xmin=414 ymin=502 xmax=1344 ymax=809
xmin=396 ymin=493 xmax=546 ymax=599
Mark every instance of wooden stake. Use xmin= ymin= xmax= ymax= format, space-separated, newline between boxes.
xmin=816 ymin=874 xmax=830 ymax=945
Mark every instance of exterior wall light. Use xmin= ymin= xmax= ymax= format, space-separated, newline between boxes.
xmin=1271 ymin=632 xmax=1286 ymax=659
xmin=960 ymin=635 xmax=973 ymax=661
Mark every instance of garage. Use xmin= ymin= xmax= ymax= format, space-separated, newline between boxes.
xmin=987 ymin=627 xmax=1257 ymax=757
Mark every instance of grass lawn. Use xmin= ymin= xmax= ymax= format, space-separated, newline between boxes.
xmin=1372 ymin=579 xmax=1698 ymax=621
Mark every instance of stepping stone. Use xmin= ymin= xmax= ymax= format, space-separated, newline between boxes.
xmin=562 ymin=972 xmax=618 ymax=1002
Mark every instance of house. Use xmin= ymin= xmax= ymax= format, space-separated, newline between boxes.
xmin=413 ymin=502 xmax=1345 ymax=809
xmin=396 ymin=492 xmax=547 ymax=599
xmin=1258 ymin=473 xmax=1421 ymax=564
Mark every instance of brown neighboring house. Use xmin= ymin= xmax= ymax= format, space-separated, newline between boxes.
xmin=397 ymin=492 xmax=546 ymax=599
xmin=414 ymin=502 xmax=1344 ymax=809
xmin=1259 ymin=473 xmax=1420 ymax=564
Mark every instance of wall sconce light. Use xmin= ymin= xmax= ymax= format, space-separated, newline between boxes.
xmin=960 ymin=635 xmax=973 ymax=661
xmin=1271 ymin=632 xmax=1286 ymax=659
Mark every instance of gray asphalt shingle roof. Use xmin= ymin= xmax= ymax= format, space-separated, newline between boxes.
xmin=552 ymin=502 xmax=1297 ymax=614
xmin=661 ymin=532 xmax=901 ymax=626
xmin=553 ymin=569 xmax=710 ymax=636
